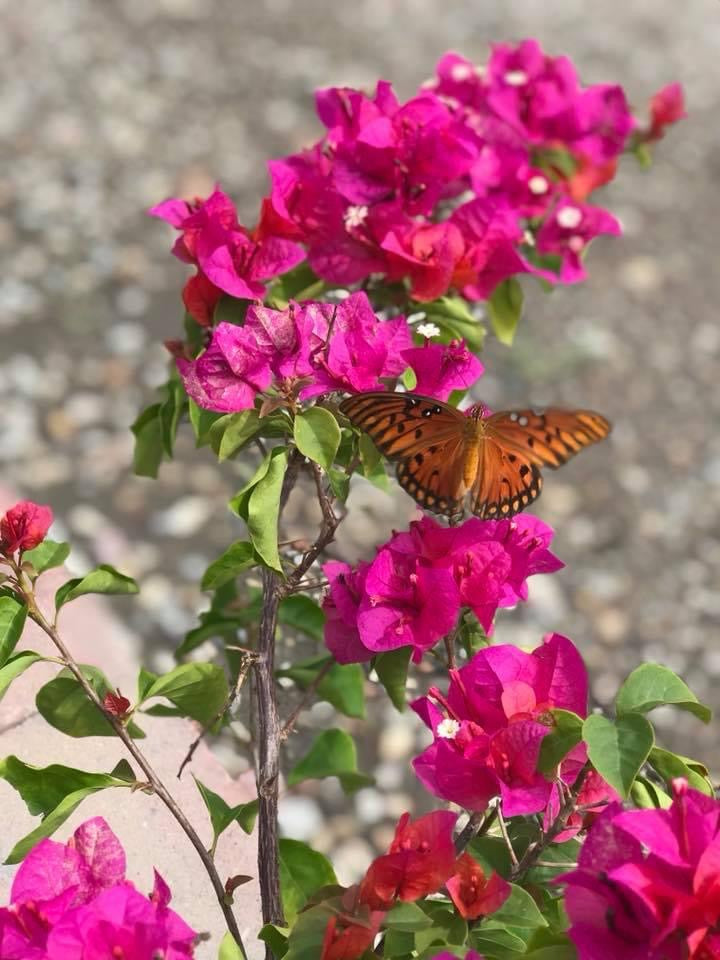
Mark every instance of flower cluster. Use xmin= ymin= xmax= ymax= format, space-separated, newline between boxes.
xmin=173 ymin=290 xmax=482 ymax=412
xmin=0 ymin=817 xmax=195 ymax=959
xmin=0 ymin=500 xmax=53 ymax=557
xmin=412 ymin=633 xmax=617 ymax=817
xmin=559 ymin=780 xmax=720 ymax=960
xmin=320 ymin=811 xmax=508 ymax=960
xmin=150 ymin=187 xmax=305 ymax=321
xmin=323 ymin=513 xmax=562 ymax=664
xmin=260 ymin=38 xmax=664 ymax=300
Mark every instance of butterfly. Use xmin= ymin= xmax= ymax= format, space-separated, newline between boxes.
xmin=339 ymin=392 xmax=611 ymax=520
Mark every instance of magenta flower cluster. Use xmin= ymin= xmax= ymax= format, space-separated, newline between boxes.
xmin=559 ymin=781 xmax=720 ymax=960
xmin=0 ymin=818 xmax=195 ymax=960
xmin=264 ymin=38 xmax=632 ymax=299
xmin=412 ymin=633 xmax=617 ymax=819
xmin=174 ymin=290 xmax=482 ymax=412
xmin=322 ymin=514 xmax=563 ymax=665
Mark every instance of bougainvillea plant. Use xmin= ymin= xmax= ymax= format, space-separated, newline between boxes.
xmin=0 ymin=39 xmax=703 ymax=960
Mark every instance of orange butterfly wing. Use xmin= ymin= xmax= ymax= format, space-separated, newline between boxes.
xmin=339 ymin=392 xmax=468 ymax=515
xmin=471 ymin=408 xmax=611 ymax=519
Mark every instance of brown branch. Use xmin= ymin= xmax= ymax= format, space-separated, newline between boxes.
xmin=177 ymin=650 xmax=257 ymax=779
xmin=253 ymin=565 xmax=285 ymax=931
xmin=22 ymin=593 xmax=247 ymax=956
xmin=454 ymin=810 xmax=486 ymax=854
xmin=283 ymin=463 xmax=339 ymax=592
xmin=251 ymin=447 xmax=304 ymax=937
xmin=280 ymin=659 xmax=333 ymax=741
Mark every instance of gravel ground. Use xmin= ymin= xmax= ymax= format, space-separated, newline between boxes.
xmin=2 ymin=0 xmax=720 ymax=880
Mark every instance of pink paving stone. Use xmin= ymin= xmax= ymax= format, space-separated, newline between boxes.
xmin=0 ymin=491 xmax=264 ymax=959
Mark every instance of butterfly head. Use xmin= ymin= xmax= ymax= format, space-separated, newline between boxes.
xmin=466 ymin=402 xmax=492 ymax=421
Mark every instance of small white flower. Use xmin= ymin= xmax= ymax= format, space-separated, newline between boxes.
xmin=407 ymin=311 xmax=427 ymax=324
xmin=420 ymin=77 xmax=438 ymax=90
xmin=568 ymin=235 xmax=586 ymax=253
xmin=417 ymin=322 xmax=441 ymax=339
xmin=556 ymin=206 xmax=583 ymax=230
xmin=344 ymin=205 xmax=369 ymax=229
xmin=504 ymin=70 xmax=528 ymax=87
xmin=450 ymin=63 xmax=474 ymax=82
xmin=528 ymin=175 xmax=549 ymax=195
xmin=436 ymin=718 xmax=461 ymax=739
xmin=522 ymin=229 xmax=536 ymax=247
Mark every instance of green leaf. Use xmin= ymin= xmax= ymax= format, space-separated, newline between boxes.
xmin=648 ymin=746 xmax=714 ymax=796
xmin=0 ymin=592 xmax=27 ymax=667
xmin=258 ymin=925 xmax=289 ymax=959
xmin=201 ymin=541 xmax=258 ymax=590
xmin=214 ymin=295 xmax=251 ymax=326
xmin=131 ymin=403 xmax=164 ymax=478
xmin=468 ymin=835 xmax=513 ymax=879
xmin=294 ymin=407 xmax=341 ymax=470
xmin=267 ymin=261 xmax=324 ymax=305
xmin=630 ymin=775 xmax=672 ymax=809
xmin=279 ymin=838 xmax=337 ymax=925
xmin=55 ymin=565 xmax=139 ymax=611
xmin=193 ymin=776 xmax=258 ymax=854
xmin=615 ymin=663 xmax=711 ymax=723
xmin=489 ymin=882 xmax=549 ymax=936
xmin=374 ymin=647 xmax=412 ymax=711
xmin=22 ymin=540 xmax=70 ymax=576
xmin=278 ymin=595 xmax=325 ymax=642
xmin=533 ymin=145 xmax=579 ymax=178
xmin=287 ymin=729 xmax=373 ymax=793
xmin=583 ymin=712 xmax=654 ymax=798
xmin=525 ymin=839 xmax=581 ymax=885
xmin=537 ymin=709 xmax=584 ymax=774
xmin=401 ymin=365 xmax=418 ymax=390
xmin=383 ymin=901 xmax=434 ymax=931
xmin=188 ymin=399 xmax=223 ymax=447
xmin=140 ymin=662 xmax=229 ymax=728
xmin=159 ymin=373 xmax=186 ymax=458
xmin=469 ymin=925 xmax=527 ymax=956
xmin=283 ymin=902 xmax=335 ymax=960
xmin=423 ymin=295 xmax=485 ymax=352
xmin=0 ymin=755 xmax=134 ymax=863
xmin=327 ymin=467 xmax=350 ymax=502
xmin=218 ymin=931 xmax=247 ymax=960
xmin=520 ymin=947 xmax=577 ymax=960
xmin=215 ymin=410 xmax=261 ymax=461
xmin=36 ymin=665 xmax=145 ymax=738
xmin=246 ymin=448 xmax=287 ymax=572
xmin=487 ymin=277 xmax=524 ymax=346
xmin=0 ymin=651 xmax=45 ymax=702
xmin=277 ymin=655 xmax=365 ymax=719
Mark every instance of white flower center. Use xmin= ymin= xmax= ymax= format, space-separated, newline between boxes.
xmin=504 ymin=70 xmax=528 ymax=87
xmin=417 ymin=322 xmax=441 ymax=339
xmin=344 ymin=205 xmax=369 ymax=229
xmin=450 ymin=63 xmax=474 ymax=82
xmin=528 ymin=175 xmax=549 ymax=195
xmin=522 ymin=229 xmax=536 ymax=247
xmin=568 ymin=235 xmax=586 ymax=253
xmin=436 ymin=718 xmax=461 ymax=739
xmin=556 ymin=206 xmax=583 ymax=229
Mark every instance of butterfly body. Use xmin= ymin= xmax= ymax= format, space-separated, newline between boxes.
xmin=340 ymin=392 xmax=611 ymax=520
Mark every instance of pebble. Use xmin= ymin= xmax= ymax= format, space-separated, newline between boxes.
xmin=151 ymin=496 xmax=214 ymax=537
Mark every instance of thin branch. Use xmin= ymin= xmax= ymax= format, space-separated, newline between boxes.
xmin=444 ymin=633 xmax=456 ymax=670
xmin=283 ymin=463 xmax=339 ymax=591
xmin=22 ymin=593 xmax=247 ymax=956
xmin=454 ymin=811 xmax=486 ymax=854
xmin=511 ymin=761 xmax=592 ymax=881
xmin=497 ymin=801 xmax=519 ymax=868
xmin=177 ymin=650 xmax=257 ymax=779
xmin=251 ymin=447 xmax=303 ymax=936
xmin=280 ymin=659 xmax=333 ymax=741
xmin=253 ymin=566 xmax=285 ymax=930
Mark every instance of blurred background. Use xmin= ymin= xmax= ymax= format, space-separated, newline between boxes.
xmin=2 ymin=0 xmax=719 ymax=878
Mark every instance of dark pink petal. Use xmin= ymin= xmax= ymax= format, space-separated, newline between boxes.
xmin=72 ymin=817 xmax=126 ymax=894
xmin=0 ymin=501 xmax=53 ymax=554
